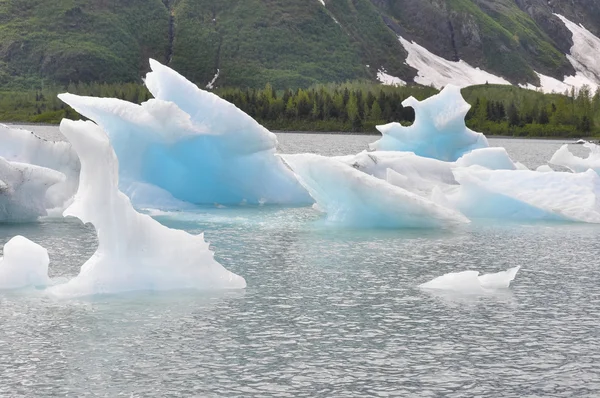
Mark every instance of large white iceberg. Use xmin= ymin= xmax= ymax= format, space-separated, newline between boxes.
xmin=281 ymin=153 xmax=469 ymax=228
xmin=49 ymin=119 xmax=246 ymax=298
xmin=369 ymin=85 xmax=489 ymax=161
xmin=0 ymin=124 xmax=80 ymax=212
xmin=420 ymin=266 xmax=520 ymax=293
xmin=58 ymin=60 xmax=311 ymax=206
xmin=0 ymin=236 xmax=50 ymax=289
xmin=0 ymin=157 xmax=65 ymax=221
xmin=550 ymin=142 xmax=600 ymax=174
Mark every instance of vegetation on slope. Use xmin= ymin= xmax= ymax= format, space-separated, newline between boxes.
xmin=0 ymin=0 xmax=169 ymax=90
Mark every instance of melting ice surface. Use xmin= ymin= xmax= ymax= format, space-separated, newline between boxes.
xmin=369 ymin=85 xmax=489 ymax=161
xmin=550 ymin=142 xmax=600 ymax=174
xmin=420 ymin=266 xmax=521 ymax=293
xmin=48 ymin=120 xmax=246 ymax=298
xmin=59 ymin=59 xmax=310 ymax=207
xmin=0 ymin=235 xmax=50 ymax=289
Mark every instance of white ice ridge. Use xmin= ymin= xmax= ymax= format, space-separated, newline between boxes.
xmin=420 ymin=266 xmax=520 ymax=293
xmin=369 ymin=85 xmax=489 ymax=161
xmin=59 ymin=59 xmax=311 ymax=207
xmin=49 ymin=120 xmax=246 ymax=298
xmin=550 ymin=142 xmax=600 ymax=175
xmin=0 ymin=157 xmax=65 ymax=221
xmin=398 ymin=36 xmax=511 ymax=89
xmin=281 ymin=153 xmax=469 ymax=228
xmin=0 ymin=236 xmax=50 ymax=290
xmin=0 ymin=124 xmax=80 ymax=213
xmin=555 ymin=14 xmax=600 ymax=91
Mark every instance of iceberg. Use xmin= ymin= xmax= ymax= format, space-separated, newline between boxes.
xmin=0 ymin=236 xmax=50 ymax=289
xmin=281 ymin=153 xmax=469 ymax=228
xmin=440 ymin=168 xmax=600 ymax=223
xmin=0 ymin=157 xmax=65 ymax=222
xmin=550 ymin=142 xmax=600 ymax=174
xmin=420 ymin=266 xmax=520 ymax=293
xmin=369 ymin=85 xmax=489 ymax=161
xmin=49 ymin=120 xmax=246 ymax=298
xmin=58 ymin=60 xmax=311 ymax=206
xmin=0 ymin=124 xmax=80 ymax=212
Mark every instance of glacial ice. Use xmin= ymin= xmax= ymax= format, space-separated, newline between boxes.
xmin=59 ymin=59 xmax=311 ymax=206
xmin=369 ymin=85 xmax=489 ymax=161
xmin=0 ymin=236 xmax=50 ymax=289
xmin=550 ymin=142 xmax=600 ymax=174
xmin=420 ymin=266 xmax=520 ymax=293
xmin=0 ymin=124 xmax=80 ymax=212
xmin=439 ymin=168 xmax=600 ymax=223
xmin=0 ymin=157 xmax=65 ymax=221
xmin=49 ymin=120 xmax=246 ymax=298
xmin=281 ymin=153 xmax=469 ymax=228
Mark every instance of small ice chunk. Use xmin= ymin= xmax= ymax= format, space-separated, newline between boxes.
xmin=0 ymin=236 xmax=50 ymax=289
xmin=49 ymin=120 xmax=246 ymax=298
xmin=420 ymin=266 xmax=520 ymax=292
xmin=536 ymin=165 xmax=554 ymax=173
xmin=550 ymin=142 xmax=600 ymax=174
xmin=369 ymin=85 xmax=489 ymax=161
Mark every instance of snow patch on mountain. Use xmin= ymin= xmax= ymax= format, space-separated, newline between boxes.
xmin=398 ymin=36 xmax=511 ymax=89
xmin=377 ymin=68 xmax=406 ymax=86
xmin=555 ymin=14 xmax=600 ymax=91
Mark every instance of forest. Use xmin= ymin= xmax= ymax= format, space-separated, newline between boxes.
xmin=1 ymin=82 xmax=599 ymax=138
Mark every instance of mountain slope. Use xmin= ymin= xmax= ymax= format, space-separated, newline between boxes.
xmin=1 ymin=0 xmax=600 ymax=90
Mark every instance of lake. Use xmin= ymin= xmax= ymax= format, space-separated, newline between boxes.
xmin=1 ymin=127 xmax=599 ymax=397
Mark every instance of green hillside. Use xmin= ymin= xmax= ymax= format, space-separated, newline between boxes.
xmin=1 ymin=0 xmax=600 ymax=90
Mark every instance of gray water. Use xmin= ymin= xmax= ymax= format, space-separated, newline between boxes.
xmin=1 ymin=129 xmax=599 ymax=397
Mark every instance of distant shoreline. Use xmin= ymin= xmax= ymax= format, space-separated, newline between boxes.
xmin=4 ymin=122 xmax=597 ymax=143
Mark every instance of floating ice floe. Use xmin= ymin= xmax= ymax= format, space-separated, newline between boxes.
xmin=0 ymin=124 xmax=80 ymax=214
xmin=438 ymin=168 xmax=600 ymax=223
xmin=0 ymin=157 xmax=65 ymax=221
xmin=281 ymin=153 xmax=469 ymax=228
xmin=550 ymin=142 xmax=600 ymax=174
xmin=0 ymin=236 xmax=50 ymax=289
xmin=316 ymin=144 xmax=600 ymax=224
xmin=419 ymin=266 xmax=520 ymax=293
xmin=59 ymin=59 xmax=311 ymax=207
xmin=369 ymin=85 xmax=489 ymax=161
xmin=49 ymin=120 xmax=246 ymax=298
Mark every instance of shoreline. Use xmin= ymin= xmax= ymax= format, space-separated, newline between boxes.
xmin=4 ymin=122 xmax=598 ymax=142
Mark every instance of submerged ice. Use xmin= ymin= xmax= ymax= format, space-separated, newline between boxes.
xmin=420 ymin=266 xmax=520 ymax=293
xmin=0 ymin=236 xmax=50 ymax=290
xmin=59 ymin=59 xmax=310 ymax=207
xmin=369 ymin=85 xmax=489 ymax=161
xmin=49 ymin=120 xmax=246 ymax=298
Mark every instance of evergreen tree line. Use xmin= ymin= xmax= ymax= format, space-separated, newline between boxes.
xmin=218 ymin=83 xmax=436 ymax=131
xmin=1 ymin=81 xmax=600 ymax=138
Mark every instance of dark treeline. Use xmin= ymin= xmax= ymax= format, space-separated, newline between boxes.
xmin=1 ymin=81 xmax=600 ymax=138
xmin=463 ymin=84 xmax=600 ymax=137
xmin=219 ymin=82 xmax=437 ymax=131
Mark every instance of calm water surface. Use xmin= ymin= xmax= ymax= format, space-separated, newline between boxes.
xmin=1 ymin=127 xmax=599 ymax=397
